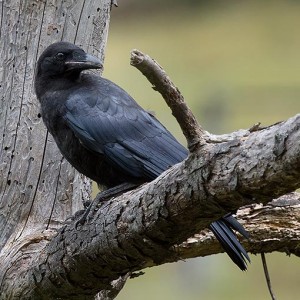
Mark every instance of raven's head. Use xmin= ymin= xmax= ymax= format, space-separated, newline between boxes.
xmin=36 ymin=41 xmax=102 ymax=79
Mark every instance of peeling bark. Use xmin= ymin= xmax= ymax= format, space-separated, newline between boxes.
xmin=177 ymin=193 xmax=300 ymax=259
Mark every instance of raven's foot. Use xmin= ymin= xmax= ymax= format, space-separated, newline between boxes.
xmin=74 ymin=193 xmax=106 ymax=229
xmin=75 ymin=182 xmax=139 ymax=229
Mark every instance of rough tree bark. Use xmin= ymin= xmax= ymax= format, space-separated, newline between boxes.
xmin=0 ymin=0 xmax=112 ymax=299
xmin=1 ymin=2 xmax=300 ymax=300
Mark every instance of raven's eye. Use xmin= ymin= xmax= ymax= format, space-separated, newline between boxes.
xmin=56 ymin=52 xmax=65 ymax=61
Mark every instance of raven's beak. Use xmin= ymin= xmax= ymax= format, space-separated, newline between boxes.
xmin=65 ymin=53 xmax=102 ymax=71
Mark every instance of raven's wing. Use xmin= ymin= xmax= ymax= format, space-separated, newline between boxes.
xmin=64 ymin=77 xmax=188 ymax=180
xmin=64 ymin=76 xmax=250 ymax=271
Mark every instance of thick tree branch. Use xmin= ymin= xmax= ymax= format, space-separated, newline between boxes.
xmin=1 ymin=111 xmax=300 ymax=299
xmin=2 ymin=40 xmax=300 ymax=299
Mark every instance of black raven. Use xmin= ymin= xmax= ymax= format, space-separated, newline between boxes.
xmin=35 ymin=42 xmax=250 ymax=270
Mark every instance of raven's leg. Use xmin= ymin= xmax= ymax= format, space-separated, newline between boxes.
xmin=75 ymin=182 xmax=139 ymax=228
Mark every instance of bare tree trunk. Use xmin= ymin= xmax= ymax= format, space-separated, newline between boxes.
xmin=0 ymin=0 xmax=111 ymax=298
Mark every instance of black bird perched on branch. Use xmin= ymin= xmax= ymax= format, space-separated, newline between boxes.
xmin=35 ymin=42 xmax=250 ymax=270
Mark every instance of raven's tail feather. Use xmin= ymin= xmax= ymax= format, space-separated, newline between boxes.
xmin=209 ymin=214 xmax=250 ymax=271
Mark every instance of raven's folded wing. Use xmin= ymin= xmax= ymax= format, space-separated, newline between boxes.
xmin=64 ymin=77 xmax=188 ymax=179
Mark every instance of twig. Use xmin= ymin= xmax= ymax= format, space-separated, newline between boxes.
xmin=130 ymin=49 xmax=207 ymax=152
xmin=111 ymin=0 xmax=118 ymax=8
xmin=95 ymin=272 xmax=131 ymax=300
xmin=261 ymin=253 xmax=277 ymax=300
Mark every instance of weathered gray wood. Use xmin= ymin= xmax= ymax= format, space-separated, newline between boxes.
xmin=177 ymin=193 xmax=300 ymax=259
xmin=0 ymin=0 xmax=111 ymax=299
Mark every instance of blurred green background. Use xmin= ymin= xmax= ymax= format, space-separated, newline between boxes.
xmin=102 ymin=1 xmax=300 ymax=299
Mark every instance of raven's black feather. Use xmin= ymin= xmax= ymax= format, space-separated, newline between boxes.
xmin=64 ymin=76 xmax=188 ymax=179
xmin=210 ymin=217 xmax=250 ymax=271
xmin=35 ymin=41 xmax=250 ymax=270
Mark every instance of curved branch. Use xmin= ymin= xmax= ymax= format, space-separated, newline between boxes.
xmin=130 ymin=49 xmax=206 ymax=151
